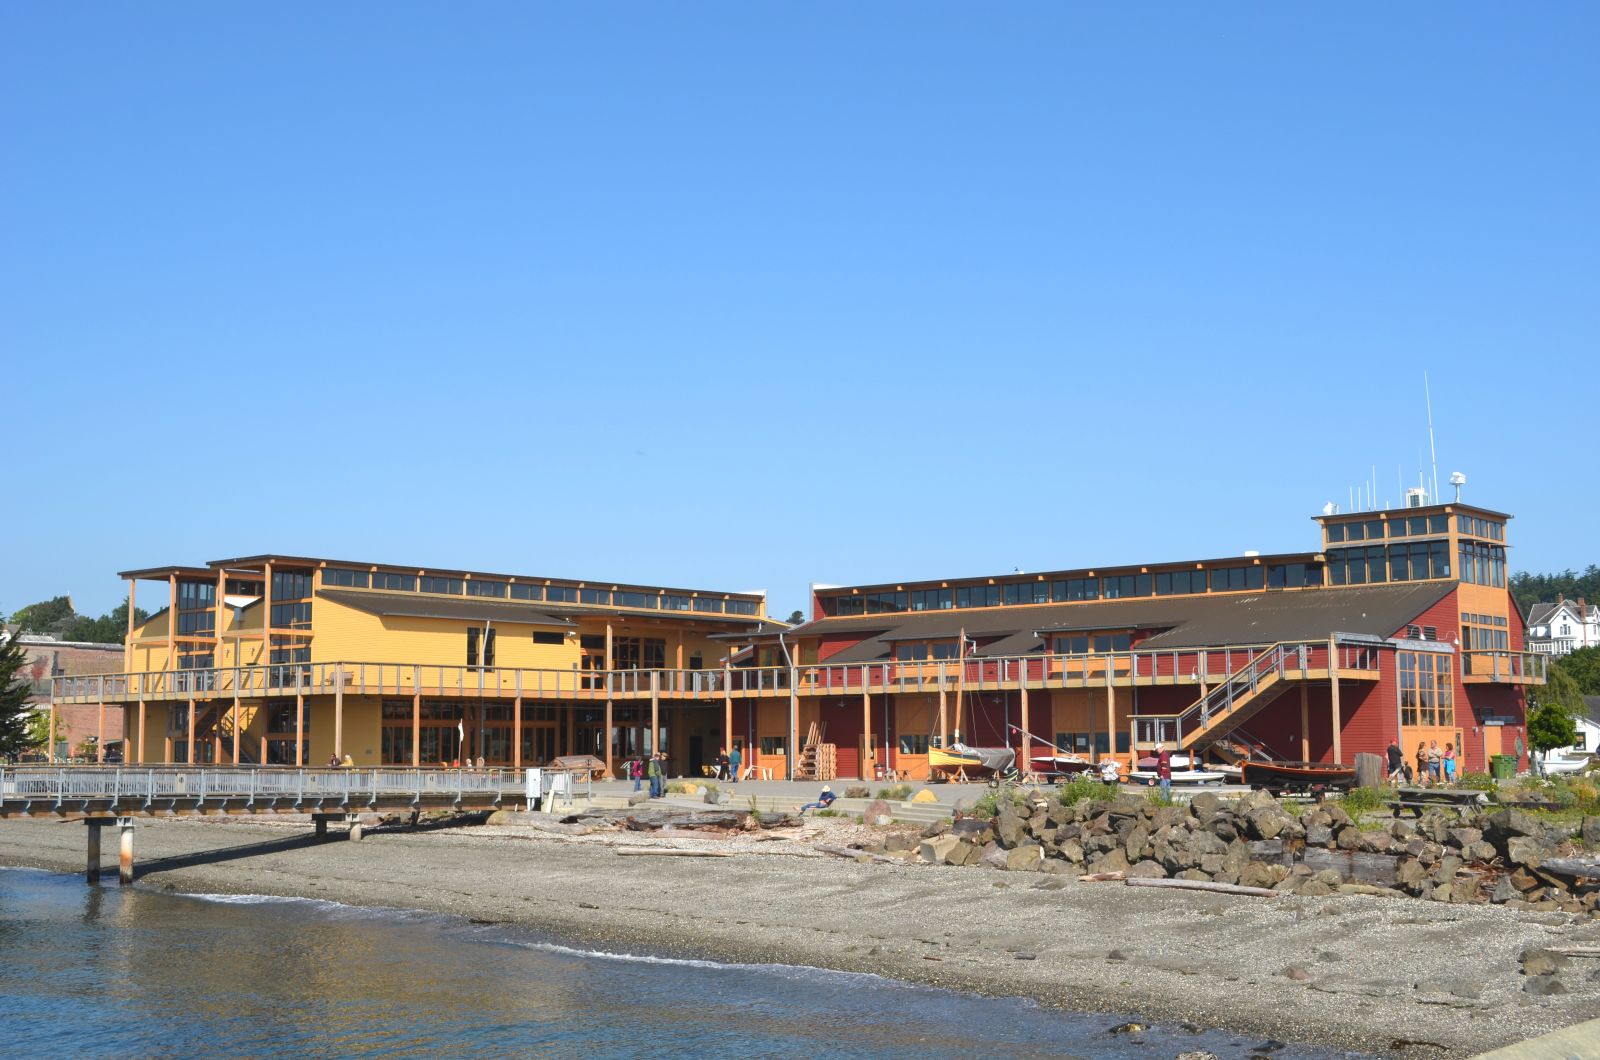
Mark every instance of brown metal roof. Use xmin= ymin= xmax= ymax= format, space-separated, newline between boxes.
xmin=316 ymin=589 xmax=772 ymax=628
xmin=317 ymin=589 xmax=576 ymax=627
xmin=800 ymin=582 xmax=1458 ymax=664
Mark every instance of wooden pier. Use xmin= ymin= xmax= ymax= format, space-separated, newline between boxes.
xmin=0 ymin=766 xmax=516 ymax=886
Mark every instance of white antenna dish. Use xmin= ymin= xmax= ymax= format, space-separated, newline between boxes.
xmin=1449 ymin=470 xmax=1466 ymax=502
xmin=1322 ymin=502 xmax=1336 ymax=516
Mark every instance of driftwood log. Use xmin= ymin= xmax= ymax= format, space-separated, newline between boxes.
xmin=1536 ymin=857 xmax=1600 ymax=880
xmin=815 ymin=844 xmax=902 ymax=864
xmin=624 ymin=810 xmax=748 ymax=831
xmin=1299 ymin=847 xmax=1400 ymax=886
xmin=1078 ymin=871 xmax=1128 ymax=882
xmin=614 ymin=846 xmax=734 ymax=858
xmin=1125 ymin=877 xmax=1277 ymax=898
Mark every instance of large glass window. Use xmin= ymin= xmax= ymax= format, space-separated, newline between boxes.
xmin=1398 ymin=651 xmax=1454 ymax=727
xmin=1209 ymin=566 xmax=1265 ymax=592
xmin=910 ymin=588 xmax=952 ymax=611
xmin=420 ymin=576 xmax=464 ymax=595
xmin=510 ymin=583 xmax=543 ymax=601
xmin=546 ymin=586 xmax=578 ymax=604
xmin=691 ymin=596 xmax=723 ymax=613
xmin=579 ymin=588 xmax=612 ymax=605
xmin=616 ymin=591 xmax=658 ymax=609
xmin=662 ymin=594 xmax=691 ymax=611
xmin=272 ymin=571 xmax=313 ymax=600
xmin=1267 ymin=562 xmax=1321 ymax=589
xmin=955 ymin=585 xmax=1000 ymax=608
xmin=323 ymin=568 xmax=369 ymax=588
xmin=467 ymin=580 xmax=508 ymax=598
xmin=1102 ymin=574 xmax=1152 ymax=599
xmin=1156 ymin=570 xmax=1206 ymax=595
xmin=372 ymin=571 xmax=417 ymax=592
xmin=726 ymin=599 xmax=760 ymax=616
xmin=1325 ymin=523 xmax=1346 ymax=543
xmin=1051 ymin=577 xmax=1099 ymax=602
xmin=1003 ymin=581 xmax=1049 ymax=605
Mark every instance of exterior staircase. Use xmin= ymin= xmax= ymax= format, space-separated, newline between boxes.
xmin=1133 ymin=642 xmax=1318 ymax=752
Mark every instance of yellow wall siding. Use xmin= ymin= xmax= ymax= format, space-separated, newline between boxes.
xmin=310 ymin=597 xmax=581 ymax=669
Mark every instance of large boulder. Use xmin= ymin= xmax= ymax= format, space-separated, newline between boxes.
xmin=1505 ymin=835 xmax=1547 ymax=869
xmin=1128 ymin=859 xmax=1167 ymax=878
xmin=1581 ymin=816 xmax=1600 ymax=848
xmin=1247 ymin=809 xmax=1287 ymax=840
xmin=952 ymin=817 xmax=993 ymax=840
xmin=1005 ymin=843 xmax=1045 ymax=871
xmin=863 ymin=799 xmax=894 ymax=826
xmin=994 ymin=811 xmax=1027 ymax=849
xmin=1190 ymin=791 xmax=1222 ymax=818
xmin=1125 ymin=823 xmax=1151 ymax=862
xmin=1088 ymin=848 xmax=1131 ymax=875
xmin=1239 ymin=862 xmax=1277 ymax=889
xmin=919 ymin=835 xmax=960 ymax=863
xmin=1484 ymin=808 xmax=1541 ymax=851
xmin=1057 ymin=838 xmax=1085 ymax=864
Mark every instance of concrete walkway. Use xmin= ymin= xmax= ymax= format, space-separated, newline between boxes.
xmin=1469 ymin=1017 xmax=1600 ymax=1059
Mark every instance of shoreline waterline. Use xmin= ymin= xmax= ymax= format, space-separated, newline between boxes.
xmin=3 ymin=817 xmax=1596 ymax=1056
xmin=1 ymin=865 xmax=1359 ymax=1060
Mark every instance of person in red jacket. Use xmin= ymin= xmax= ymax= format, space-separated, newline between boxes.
xmin=1155 ymin=742 xmax=1172 ymax=800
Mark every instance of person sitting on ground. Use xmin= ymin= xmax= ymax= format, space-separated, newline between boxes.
xmin=795 ymin=786 xmax=836 ymax=814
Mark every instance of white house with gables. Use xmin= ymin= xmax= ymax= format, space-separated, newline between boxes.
xmin=1527 ymin=597 xmax=1599 ymax=656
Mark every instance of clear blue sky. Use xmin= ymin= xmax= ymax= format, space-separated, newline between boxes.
xmin=4 ymin=5 xmax=1596 ymax=622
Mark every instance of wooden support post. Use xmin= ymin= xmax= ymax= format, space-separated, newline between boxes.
xmin=295 ymin=692 xmax=304 ymax=767
xmin=231 ymin=693 xmax=241 ymax=765
xmin=315 ymin=815 xmax=328 ymax=839
xmin=118 ymin=819 xmax=135 ymax=886
xmin=1019 ymin=682 xmax=1030 ymax=776
xmin=47 ymin=702 xmax=56 ymax=763
xmin=937 ymin=663 xmax=948 ymax=749
xmin=603 ymin=698 xmax=612 ymax=777
xmin=723 ymin=663 xmax=733 ymax=766
xmin=86 ymin=822 xmax=102 ymax=884
xmin=137 ymin=700 xmax=146 ymax=764
xmin=411 ymin=692 xmax=420 ymax=767
xmin=787 ymin=668 xmax=799 ymax=782
xmin=861 ymin=688 xmax=871 ymax=780
xmin=166 ymin=573 xmax=177 ymax=671
xmin=97 ymin=700 xmax=105 ymax=763
xmin=334 ymin=664 xmax=345 ymax=759
xmin=125 ymin=580 xmax=137 ymax=673
xmin=1105 ymin=672 xmax=1117 ymax=765
xmin=1300 ymin=685 xmax=1310 ymax=763
xmin=187 ymin=698 xmax=196 ymax=766
xmin=1328 ymin=635 xmax=1342 ymax=764
xmin=515 ymin=693 xmax=525 ymax=771
xmin=650 ymin=673 xmax=661 ymax=760
xmin=260 ymin=561 xmax=273 ymax=670
xmin=565 ymin=700 xmax=576 ymax=757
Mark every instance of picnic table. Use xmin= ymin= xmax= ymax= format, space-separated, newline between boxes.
xmin=1388 ymin=786 xmax=1490 ymax=818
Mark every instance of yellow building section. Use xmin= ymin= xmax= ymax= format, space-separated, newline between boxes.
xmin=310 ymin=597 xmax=578 ymax=669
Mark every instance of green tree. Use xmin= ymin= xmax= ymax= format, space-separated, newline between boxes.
xmin=1552 ymin=645 xmax=1600 ymax=697
xmin=10 ymin=595 xmax=76 ymax=637
xmin=1511 ymin=565 xmax=1600 ymax=616
xmin=785 ymin=609 xmax=804 ymax=625
xmin=1526 ymin=665 xmax=1584 ymax=754
xmin=62 ymin=600 xmax=147 ymax=644
xmin=0 ymin=627 xmax=39 ymax=759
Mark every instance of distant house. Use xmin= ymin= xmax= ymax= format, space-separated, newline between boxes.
xmin=3 ymin=628 xmax=126 ymax=757
xmin=1538 ymin=695 xmax=1600 ymax=773
xmin=1526 ymin=597 xmax=1599 ymax=656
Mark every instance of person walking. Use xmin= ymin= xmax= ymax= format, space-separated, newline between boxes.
xmin=728 ymin=744 xmax=742 ymax=785
xmin=1155 ymin=742 xmax=1173 ymax=800
xmin=630 ymin=757 xmax=642 ymax=793
xmin=1386 ymin=740 xmax=1405 ymax=783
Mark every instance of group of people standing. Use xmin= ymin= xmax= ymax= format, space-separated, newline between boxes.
xmin=1385 ymin=739 xmax=1458 ymax=785
xmin=627 ymin=752 xmax=669 ymax=798
xmin=712 ymin=745 xmax=743 ymax=783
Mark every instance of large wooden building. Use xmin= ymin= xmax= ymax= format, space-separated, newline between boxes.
xmin=743 ymin=500 xmax=1542 ymax=780
xmin=49 ymin=500 xmax=1546 ymax=780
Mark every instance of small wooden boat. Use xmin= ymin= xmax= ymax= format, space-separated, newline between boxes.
xmin=1240 ymin=760 xmax=1356 ymax=794
xmin=1031 ymin=753 xmax=1096 ymax=777
xmin=930 ymin=745 xmax=1016 ymax=776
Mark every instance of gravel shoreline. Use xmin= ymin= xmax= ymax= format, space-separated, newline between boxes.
xmin=4 ymin=816 xmax=1598 ymax=1057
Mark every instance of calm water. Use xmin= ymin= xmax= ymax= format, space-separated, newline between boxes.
xmin=0 ymin=868 xmax=1371 ymax=1059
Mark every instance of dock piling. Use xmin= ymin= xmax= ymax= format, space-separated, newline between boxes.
xmin=117 ymin=818 xmax=135 ymax=885
xmin=86 ymin=820 xmax=102 ymax=884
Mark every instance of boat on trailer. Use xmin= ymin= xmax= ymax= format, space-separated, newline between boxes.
xmin=929 ymin=745 xmax=1016 ymax=777
xmin=1240 ymin=760 xmax=1356 ymax=795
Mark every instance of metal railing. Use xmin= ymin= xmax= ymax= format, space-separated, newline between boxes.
xmin=52 ymin=641 xmax=1398 ymax=707
xmin=0 ymin=766 xmax=512 ymax=809
xmin=1461 ymin=651 xmax=1549 ymax=683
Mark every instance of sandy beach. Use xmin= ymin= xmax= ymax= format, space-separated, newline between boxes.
xmin=4 ymin=814 xmax=1598 ymax=1057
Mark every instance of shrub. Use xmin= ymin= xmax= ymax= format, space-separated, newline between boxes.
xmin=1057 ymin=776 xmax=1106 ymax=807
xmin=1457 ymin=771 xmax=1496 ymax=792
xmin=972 ymin=791 xmax=1000 ymax=819
xmin=876 ymin=783 xmax=913 ymax=801
xmin=1338 ymin=786 xmax=1385 ymax=816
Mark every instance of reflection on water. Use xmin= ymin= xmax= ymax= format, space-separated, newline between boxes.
xmin=0 ymin=869 xmax=1368 ymax=1058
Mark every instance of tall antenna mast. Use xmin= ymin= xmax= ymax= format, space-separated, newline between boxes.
xmin=1424 ymin=372 xmax=1439 ymax=503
